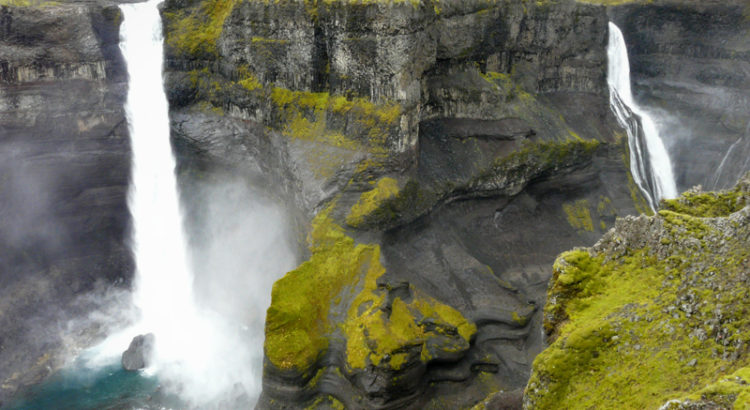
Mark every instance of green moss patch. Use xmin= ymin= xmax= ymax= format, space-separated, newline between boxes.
xmin=661 ymin=188 xmax=746 ymax=218
xmin=0 ymin=0 xmax=58 ymax=6
xmin=346 ymin=177 xmax=400 ymax=227
xmin=265 ymin=206 xmax=385 ymax=372
xmin=163 ymin=0 xmax=241 ymax=58
xmin=343 ymin=265 xmax=476 ymax=370
xmin=472 ymin=138 xmax=601 ymax=190
xmin=563 ymin=200 xmax=594 ymax=232
xmin=528 ymin=179 xmax=750 ymax=409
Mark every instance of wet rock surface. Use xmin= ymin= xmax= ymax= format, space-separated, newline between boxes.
xmin=122 ymin=333 xmax=155 ymax=371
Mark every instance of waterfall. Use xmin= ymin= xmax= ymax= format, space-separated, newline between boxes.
xmin=114 ymin=0 xmax=285 ymax=405
xmin=120 ymin=0 xmax=196 ymax=365
xmin=607 ymin=22 xmax=678 ymax=210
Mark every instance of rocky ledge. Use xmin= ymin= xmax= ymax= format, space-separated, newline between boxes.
xmin=526 ymin=172 xmax=750 ymax=409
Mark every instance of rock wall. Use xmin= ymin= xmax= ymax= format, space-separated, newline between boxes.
xmin=160 ymin=0 xmax=650 ymax=408
xmin=0 ymin=1 xmax=130 ymax=404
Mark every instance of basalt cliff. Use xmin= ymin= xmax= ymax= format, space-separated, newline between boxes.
xmin=0 ymin=0 xmax=749 ymax=408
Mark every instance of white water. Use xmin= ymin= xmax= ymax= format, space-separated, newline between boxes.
xmin=83 ymin=0 xmax=296 ymax=405
xmin=607 ymin=22 xmax=678 ymax=209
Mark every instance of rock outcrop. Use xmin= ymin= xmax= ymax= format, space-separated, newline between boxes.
xmin=121 ymin=333 xmax=155 ymax=371
xmin=0 ymin=1 xmax=131 ymax=404
xmin=525 ymin=172 xmax=750 ymax=409
xmin=159 ymin=0 xmax=650 ymax=407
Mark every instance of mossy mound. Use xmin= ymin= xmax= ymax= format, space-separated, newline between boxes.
xmin=0 ymin=0 xmax=58 ymax=7
xmin=265 ymin=203 xmax=476 ymax=377
xmin=661 ymin=185 xmax=746 ymax=218
xmin=526 ymin=173 xmax=750 ymax=409
xmin=343 ymin=269 xmax=476 ymax=370
xmin=265 ymin=205 xmax=384 ymax=373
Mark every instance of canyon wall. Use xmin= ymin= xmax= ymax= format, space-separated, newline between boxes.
xmin=0 ymin=1 xmax=132 ymax=403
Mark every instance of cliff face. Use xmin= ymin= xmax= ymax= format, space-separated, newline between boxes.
xmin=611 ymin=0 xmax=750 ymax=192
xmin=525 ymin=172 xmax=750 ymax=409
xmin=160 ymin=0 xmax=648 ymax=408
xmin=0 ymin=1 xmax=131 ymax=403
xmin=0 ymin=0 xmax=746 ymax=407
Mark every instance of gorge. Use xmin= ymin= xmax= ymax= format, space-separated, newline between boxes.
xmin=0 ymin=0 xmax=749 ymax=409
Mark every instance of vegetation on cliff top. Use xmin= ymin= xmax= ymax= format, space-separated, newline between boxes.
xmin=0 ymin=0 xmax=58 ymax=7
xmin=526 ymin=175 xmax=750 ymax=409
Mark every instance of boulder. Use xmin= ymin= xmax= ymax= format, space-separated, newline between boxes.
xmin=121 ymin=333 xmax=155 ymax=371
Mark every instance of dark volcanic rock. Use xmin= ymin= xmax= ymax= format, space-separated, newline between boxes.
xmin=0 ymin=2 xmax=131 ymax=403
xmin=121 ymin=333 xmax=155 ymax=371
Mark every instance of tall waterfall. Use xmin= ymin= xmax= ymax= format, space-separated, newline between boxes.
xmin=116 ymin=0 xmax=285 ymax=405
xmin=607 ymin=22 xmax=677 ymax=210
xmin=120 ymin=0 xmax=196 ymax=364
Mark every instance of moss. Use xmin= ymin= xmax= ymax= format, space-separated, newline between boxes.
xmin=661 ymin=188 xmax=746 ymax=218
xmin=306 ymin=394 xmax=345 ymax=410
xmin=343 ymin=271 xmax=476 ymax=370
xmin=473 ymin=138 xmax=601 ymax=190
xmin=349 ymin=179 xmax=440 ymax=230
xmin=0 ymin=0 xmax=58 ymax=6
xmin=265 ymin=205 xmax=384 ymax=372
xmin=677 ymin=367 xmax=750 ymax=408
xmin=346 ymin=177 xmax=400 ymax=227
xmin=163 ymin=0 xmax=241 ymax=58
xmin=266 ymin=201 xmax=475 ymax=374
xmin=563 ymin=200 xmax=594 ymax=232
xmin=528 ymin=187 xmax=750 ymax=409
xmin=575 ymin=0 xmax=646 ymax=4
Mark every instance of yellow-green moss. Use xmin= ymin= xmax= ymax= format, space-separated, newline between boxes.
xmin=575 ymin=0 xmax=647 ymax=4
xmin=163 ymin=0 xmax=240 ymax=58
xmin=265 ymin=206 xmax=384 ymax=372
xmin=661 ymin=188 xmax=746 ymax=218
xmin=0 ymin=0 xmax=57 ymax=6
xmin=477 ymin=138 xmax=601 ymax=188
xmin=529 ymin=193 xmax=750 ymax=408
xmin=306 ymin=394 xmax=346 ymax=410
xmin=346 ymin=177 xmax=400 ymax=227
xmin=563 ymin=200 xmax=594 ymax=232
xmin=343 ymin=267 xmax=476 ymax=370
xmin=665 ymin=367 xmax=750 ymax=408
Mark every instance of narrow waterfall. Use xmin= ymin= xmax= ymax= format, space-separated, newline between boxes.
xmin=114 ymin=1 xmax=299 ymax=405
xmin=607 ymin=22 xmax=678 ymax=210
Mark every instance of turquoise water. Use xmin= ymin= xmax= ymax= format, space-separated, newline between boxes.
xmin=5 ymin=359 xmax=184 ymax=410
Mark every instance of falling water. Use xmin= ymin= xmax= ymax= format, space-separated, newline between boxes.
xmin=607 ymin=22 xmax=678 ymax=210
xmin=113 ymin=0 xmax=290 ymax=405
xmin=120 ymin=0 xmax=197 ymax=366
